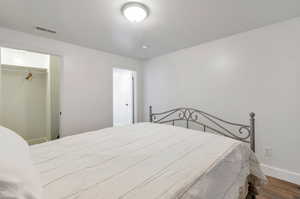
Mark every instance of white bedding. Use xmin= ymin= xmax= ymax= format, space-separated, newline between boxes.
xmin=30 ymin=123 xmax=266 ymax=199
xmin=0 ymin=126 xmax=42 ymax=199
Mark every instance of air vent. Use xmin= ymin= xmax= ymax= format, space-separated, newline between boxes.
xmin=35 ymin=26 xmax=56 ymax=34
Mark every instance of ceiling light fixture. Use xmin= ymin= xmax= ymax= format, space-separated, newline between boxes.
xmin=142 ymin=45 xmax=149 ymax=49
xmin=122 ymin=2 xmax=149 ymax=23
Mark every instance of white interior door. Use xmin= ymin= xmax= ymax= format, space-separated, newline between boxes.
xmin=113 ymin=68 xmax=134 ymax=126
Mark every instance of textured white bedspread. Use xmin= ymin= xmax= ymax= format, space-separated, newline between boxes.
xmin=30 ymin=123 xmax=266 ymax=199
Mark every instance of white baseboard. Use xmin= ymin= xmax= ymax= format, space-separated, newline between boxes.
xmin=27 ymin=137 xmax=49 ymax=145
xmin=261 ymin=164 xmax=300 ymax=185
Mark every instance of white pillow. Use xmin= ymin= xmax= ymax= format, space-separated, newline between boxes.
xmin=0 ymin=126 xmax=42 ymax=199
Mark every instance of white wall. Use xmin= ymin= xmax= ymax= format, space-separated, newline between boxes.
xmin=143 ymin=17 xmax=300 ymax=184
xmin=0 ymin=27 xmax=142 ymax=137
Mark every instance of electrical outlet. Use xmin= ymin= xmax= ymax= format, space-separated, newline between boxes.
xmin=264 ymin=147 xmax=272 ymax=158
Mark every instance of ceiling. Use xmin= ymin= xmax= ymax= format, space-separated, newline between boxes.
xmin=1 ymin=0 xmax=300 ymax=60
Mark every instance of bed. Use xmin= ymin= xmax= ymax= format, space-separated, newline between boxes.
xmin=28 ymin=106 xmax=266 ymax=199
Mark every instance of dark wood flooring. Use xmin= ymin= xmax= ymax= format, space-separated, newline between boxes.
xmin=257 ymin=176 xmax=300 ymax=199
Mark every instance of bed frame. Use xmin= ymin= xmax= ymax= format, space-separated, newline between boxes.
xmin=149 ymin=106 xmax=257 ymax=199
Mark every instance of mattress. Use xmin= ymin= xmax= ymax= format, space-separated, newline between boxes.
xmin=30 ymin=123 xmax=266 ymax=199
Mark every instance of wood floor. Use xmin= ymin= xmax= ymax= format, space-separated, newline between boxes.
xmin=257 ymin=176 xmax=300 ymax=199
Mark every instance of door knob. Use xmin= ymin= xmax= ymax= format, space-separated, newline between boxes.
xmin=125 ymin=104 xmax=128 ymax=106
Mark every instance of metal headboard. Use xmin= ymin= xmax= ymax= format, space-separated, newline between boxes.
xmin=149 ymin=106 xmax=256 ymax=152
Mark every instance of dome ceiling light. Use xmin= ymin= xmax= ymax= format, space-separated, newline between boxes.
xmin=122 ymin=2 xmax=149 ymax=23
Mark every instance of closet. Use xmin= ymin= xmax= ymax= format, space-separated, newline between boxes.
xmin=0 ymin=47 xmax=61 ymax=144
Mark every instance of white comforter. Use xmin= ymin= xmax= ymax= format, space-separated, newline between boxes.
xmin=30 ymin=123 xmax=266 ymax=199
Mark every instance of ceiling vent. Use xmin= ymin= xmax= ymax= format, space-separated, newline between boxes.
xmin=35 ymin=26 xmax=56 ymax=34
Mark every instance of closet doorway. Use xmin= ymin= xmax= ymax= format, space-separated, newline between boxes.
xmin=113 ymin=68 xmax=137 ymax=126
xmin=0 ymin=47 xmax=61 ymax=144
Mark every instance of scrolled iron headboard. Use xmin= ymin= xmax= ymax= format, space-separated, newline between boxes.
xmin=149 ymin=106 xmax=256 ymax=152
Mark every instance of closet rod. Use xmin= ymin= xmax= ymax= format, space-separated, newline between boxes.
xmin=0 ymin=68 xmax=47 ymax=74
